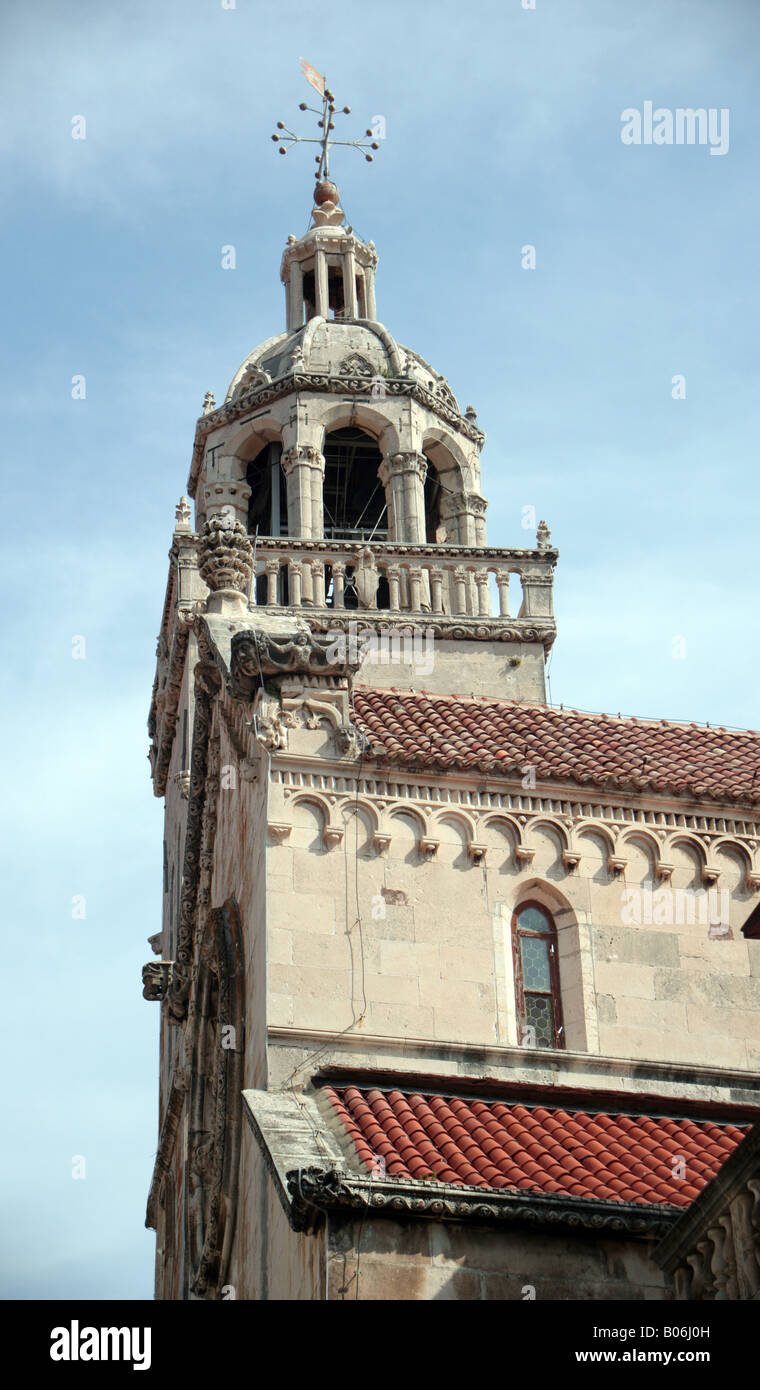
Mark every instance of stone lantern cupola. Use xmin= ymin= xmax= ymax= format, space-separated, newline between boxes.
xmin=281 ymin=178 xmax=378 ymax=327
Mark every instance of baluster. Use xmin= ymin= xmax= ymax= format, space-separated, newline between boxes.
xmin=496 ymin=570 xmax=510 ymax=617
xmin=301 ymin=558 xmax=314 ymax=605
xmin=430 ymin=568 xmax=444 ymax=614
xmin=311 ymin=558 xmax=326 ymax=607
xmin=453 ymin=565 xmax=467 ymax=615
xmin=409 ymin=566 xmax=422 ymax=612
xmin=265 ymin=558 xmax=279 ymax=605
xmin=332 ymin=560 xmax=346 ymax=608
xmin=388 ymin=567 xmax=400 ymax=612
xmin=289 ymin=559 xmax=303 ymax=606
xmin=475 ymin=570 xmax=490 ymax=616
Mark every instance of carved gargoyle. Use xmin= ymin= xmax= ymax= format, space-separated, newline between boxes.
xmin=142 ymin=960 xmax=174 ymax=1001
xmin=230 ymin=628 xmax=361 ymax=700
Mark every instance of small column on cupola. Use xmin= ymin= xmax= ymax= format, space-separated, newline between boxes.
xmin=280 ymin=178 xmax=379 ymax=327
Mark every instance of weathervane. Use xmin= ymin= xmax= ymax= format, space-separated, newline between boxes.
xmin=271 ymin=58 xmax=380 ymax=181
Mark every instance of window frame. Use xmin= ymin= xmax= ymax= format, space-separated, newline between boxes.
xmin=511 ymin=899 xmax=564 ymax=1050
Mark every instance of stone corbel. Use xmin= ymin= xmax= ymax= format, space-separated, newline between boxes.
xmin=655 ymin=861 xmax=674 ymax=883
xmin=702 ymin=865 xmax=721 ymax=886
xmin=323 ymin=826 xmax=344 ymax=850
xmin=747 ymin=871 xmax=760 ymax=893
xmin=562 ymin=850 xmax=581 ymax=873
xmin=515 ymin=845 xmax=535 ymax=867
xmin=608 ymin=855 xmax=628 ymax=876
xmin=419 ymin=837 xmax=439 ymax=860
xmin=268 ymin=823 xmax=292 ymax=842
xmin=468 ymin=842 xmax=487 ymax=865
xmin=372 ymin=832 xmax=391 ymax=856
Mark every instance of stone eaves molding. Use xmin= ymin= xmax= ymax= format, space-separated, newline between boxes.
xmin=284 ymin=1165 xmax=680 ymax=1239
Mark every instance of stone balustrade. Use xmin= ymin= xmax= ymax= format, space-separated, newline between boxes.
xmin=654 ymin=1121 xmax=760 ymax=1300
xmin=245 ymin=537 xmax=557 ymax=625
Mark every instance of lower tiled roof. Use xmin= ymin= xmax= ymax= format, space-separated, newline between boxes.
xmin=324 ymin=1086 xmax=748 ymax=1208
xmin=352 ymin=688 xmax=760 ymax=804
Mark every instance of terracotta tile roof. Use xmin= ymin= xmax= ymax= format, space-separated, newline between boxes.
xmin=352 ymin=688 xmax=760 ymax=804
xmin=324 ymin=1086 xmax=748 ymax=1208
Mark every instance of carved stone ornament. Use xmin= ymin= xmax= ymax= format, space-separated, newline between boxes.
xmin=230 ymin=627 xmax=361 ymax=700
xmin=353 ymin=547 xmax=379 ymax=610
xmin=198 ymin=511 xmax=253 ymax=594
xmin=339 ymin=353 xmax=374 ymax=377
xmin=185 ymin=898 xmax=245 ymax=1300
xmin=142 ymin=960 xmax=174 ymax=1001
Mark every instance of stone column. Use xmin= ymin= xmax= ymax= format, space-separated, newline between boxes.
xmin=439 ymin=490 xmax=487 ymax=546
xmin=201 ymin=478 xmax=251 ymax=530
xmin=265 ymin=558 xmax=280 ymax=605
xmin=310 ymin=451 xmax=325 ymax=538
xmin=331 ymin=560 xmax=346 ymax=608
xmin=342 ymin=244 xmax=358 ymax=318
xmin=282 ymin=446 xmax=322 ymax=538
xmin=288 ymin=259 xmax=304 ymax=331
xmin=365 ymin=265 xmax=377 ymax=321
xmin=380 ymin=453 xmax=427 ymax=543
xmin=315 ymin=249 xmax=329 ymax=318
xmin=474 ymin=570 xmax=490 ymax=616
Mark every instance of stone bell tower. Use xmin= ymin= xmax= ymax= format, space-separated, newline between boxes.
xmin=144 ymin=125 xmax=560 ymax=1299
xmin=181 ymin=171 xmax=558 ymax=702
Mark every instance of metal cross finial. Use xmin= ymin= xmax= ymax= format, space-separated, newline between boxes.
xmin=270 ymin=59 xmax=380 ymax=180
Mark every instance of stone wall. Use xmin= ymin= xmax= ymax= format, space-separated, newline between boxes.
xmin=325 ymin=1215 xmax=668 ymax=1301
xmin=264 ymin=765 xmax=760 ymax=1069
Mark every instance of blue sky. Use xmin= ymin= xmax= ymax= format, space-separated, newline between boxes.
xmin=1 ymin=0 xmax=757 ymax=1298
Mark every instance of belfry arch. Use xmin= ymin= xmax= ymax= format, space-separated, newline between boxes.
xmin=321 ymin=426 xmax=387 ymax=541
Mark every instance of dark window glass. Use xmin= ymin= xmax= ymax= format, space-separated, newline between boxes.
xmin=513 ymin=902 xmax=564 ymax=1050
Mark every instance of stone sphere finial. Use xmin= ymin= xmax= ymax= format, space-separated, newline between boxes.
xmin=311 ymin=178 xmax=344 ymax=227
xmin=199 ymin=508 xmax=253 ymax=596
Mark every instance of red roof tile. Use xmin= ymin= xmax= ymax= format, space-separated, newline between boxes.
xmin=324 ymin=1086 xmax=748 ymax=1208
xmin=352 ymin=688 xmax=760 ymax=804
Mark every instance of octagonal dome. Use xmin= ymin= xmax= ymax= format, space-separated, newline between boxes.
xmin=225 ymin=316 xmax=460 ymax=414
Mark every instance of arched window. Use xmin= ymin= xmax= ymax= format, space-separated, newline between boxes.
xmin=512 ymin=902 xmax=564 ymax=1049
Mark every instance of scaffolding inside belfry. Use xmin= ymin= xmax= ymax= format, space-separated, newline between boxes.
xmin=322 ymin=427 xmax=387 ymax=541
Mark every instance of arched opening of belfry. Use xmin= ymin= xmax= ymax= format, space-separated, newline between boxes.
xmin=322 ymin=427 xmax=386 ymax=541
xmin=246 ymin=443 xmax=288 ymax=539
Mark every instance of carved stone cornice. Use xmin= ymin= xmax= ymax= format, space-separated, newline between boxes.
xmin=305 ymin=613 xmax=557 ymax=652
xmin=284 ymin=1166 xmax=679 ymax=1239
